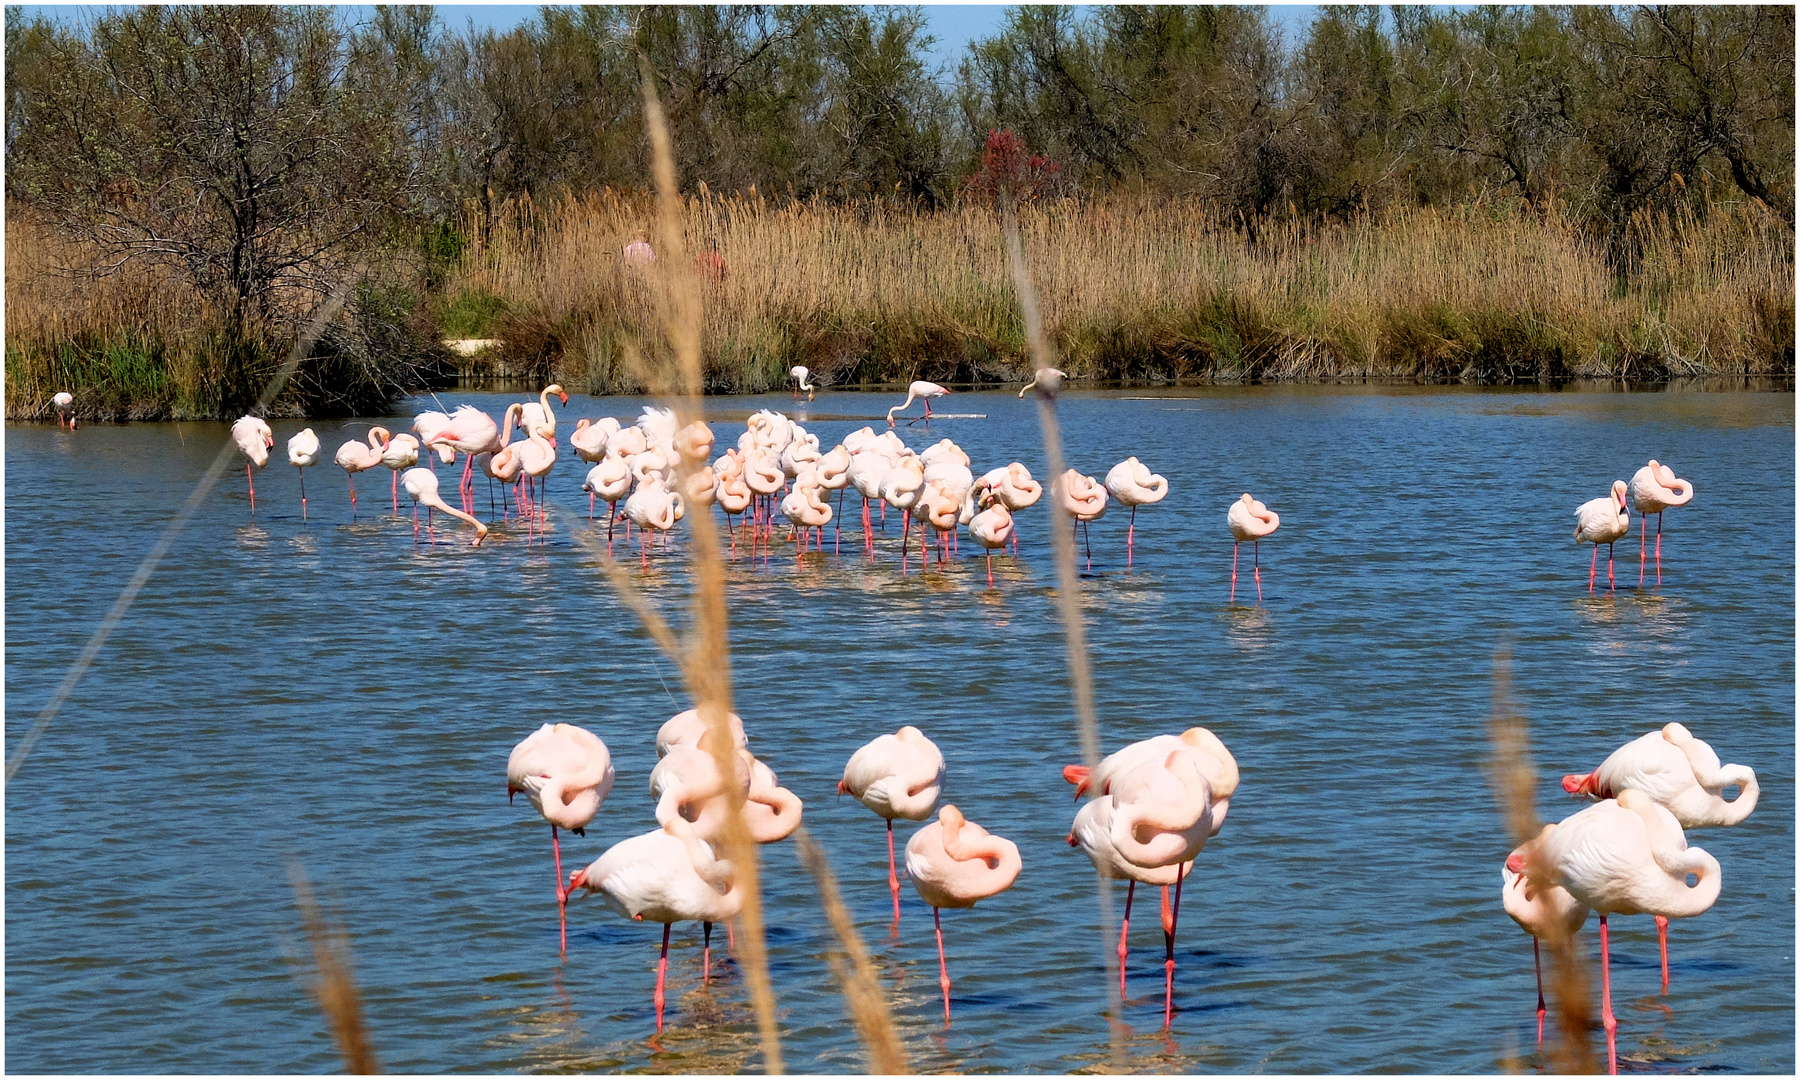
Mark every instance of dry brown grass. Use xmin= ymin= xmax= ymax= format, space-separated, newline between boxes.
xmin=448 ymin=191 xmax=1793 ymax=392
xmin=291 ymin=868 xmax=382 ymax=1074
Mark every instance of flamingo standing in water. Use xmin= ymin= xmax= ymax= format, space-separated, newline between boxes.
xmin=1019 ymin=367 xmax=1065 ymax=397
xmin=1502 ymin=843 xmax=1590 ymax=1044
xmin=841 ymin=726 xmax=946 ymax=928
xmin=816 ymin=445 xmax=853 ymax=551
xmin=52 ymin=391 xmax=76 ymax=429
xmin=513 ymin=430 xmax=558 ymax=542
xmin=1064 ymin=727 xmax=1238 ymax=1026
xmin=400 ymin=467 xmax=488 ymax=546
xmin=625 ymin=474 xmax=684 ymax=567
xmin=570 ymin=416 xmax=618 ymax=464
xmin=381 ymin=433 xmax=420 ymax=514
xmin=567 ymin=816 xmax=742 ymax=1033
xmin=1574 ymin=480 xmax=1631 ymax=593
xmin=287 ymin=428 xmax=320 ymax=519
xmin=977 ymin=463 xmax=1042 ymax=554
xmin=905 ymin=805 xmax=1022 ymax=1023
xmin=656 ymin=708 xmax=748 ymax=757
xmin=967 ymin=493 xmax=1014 ymax=586
xmin=231 ymin=416 xmax=274 ymax=512
xmin=1105 ymin=457 xmax=1169 ymax=565
xmin=519 ymin=384 xmax=569 ymax=442
xmin=886 ymin=380 xmax=950 ymax=427
xmin=1056 ymin=469 xmax=1107 ymax=571
xmin=1628 ymin=460 xmax=1693 ymax=585
xmin=1227 ymin=492 xmax=1278 ymax=602
xmin=333 ymin=427 xmax=389 ymax=516
xmin=424 ymin=406 xmax=502 ymax=515
xmin=791 ymin=365 xmax=817 ymax=401
xmin=1513 ymin=791 xmax=1721 ymax=1074
xmin=508 ymin=723 xmax=614 ymax=953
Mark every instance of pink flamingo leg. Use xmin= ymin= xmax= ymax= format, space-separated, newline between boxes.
xmin=703 ymin=921 xmax=713 ymax=984
xmin=1162 ymin=863 xmax=1186 ymax=1029
xmin=1600 ymin=913 xmax=1617 ymax=1075
xmin=1533 ymin=937 xmax=1546 ymax=1044
xmin=1655 ymin=914 xmax=1669 ymax=993
xmin=412 ymin=503 xmax=420 ymax=539
xmin=1119 ymin=880 xmax=1134 ymax=998
xmin=934 ymin=907 xmax=952 ymax=1024
xmin=986 ymin=551 xmax=994 ymax=587
xmin=1638 ymin=516 xmax=1647 ymax=585
xmin=1589 ymin=544 xmax=1599 ymax=593
xmin=551 ymin=825 xmax=568 ymax=955
xmin=348 ymin=474 xmax=357 ymax=515
xmin=1127 ymin=505 xmax=1136 ymax=565
xmin=1231 ymin=541 xmax=1239 ymax=602
xmin=1655 ymin=513 xmax=1664 ymax=584
xmin=392 ymin=471 xmax=400 ymax=515
xmin=655 ymin=922 xmax=672 ymax=1033
xmin=1254 ymin=541 xmax=1263 ymax=602
xmin=1607 ymin=541 xmax=1616 ymax=591
xmin=298 ymin=468 xmax=308 ymax=520
xmin=887 ymin=819 xmax=901 ymax=928
xmin=247 ymin=464 xmax=256 ymax=511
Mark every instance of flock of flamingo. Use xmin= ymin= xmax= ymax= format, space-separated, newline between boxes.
xmin=49 ymin=382 xmax=1746 ymax=1066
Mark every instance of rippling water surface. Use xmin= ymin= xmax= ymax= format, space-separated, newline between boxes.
xmin=7 ymin=387 xmax=1793 ymax=1073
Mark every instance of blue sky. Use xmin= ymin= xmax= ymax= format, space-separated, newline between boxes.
xmin=15 ymin=4 xmax=1323 ymax=77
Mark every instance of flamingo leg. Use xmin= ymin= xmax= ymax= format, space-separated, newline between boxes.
xmin=1655 ymin=914 xmax=1669 ymax=994
xmin=1127 ymin=505 xmax=1136 ymax=565
xmin=391 ymin=470 xmax=399 ymax=515
xmin=1638 ymin=514 xmax=1648 ymax=585
xmin=1655 ymin=512 xmax=1664 ymax=584
xmin=298 ymin=467 xmax=308 ymax=520
xmin=1607 ymin=541 xmax=1616 ymax=591
xmin=704 ymin=921 xmax=713 ymax=985
xmin=1533 ymin=937 xmax=1546 ymax=1045
xmin=1231 ymin=541 xmax=1239 ymax=602
xmin=1119 ymin=880 xmax=1134 ymax=998
xmin=1254 ymin=541 xmax=1263 ymax=601
xmin=349 ymin=474 xmax=357 ymax=516
xmin=835 ymin=489 xmax=844 ymax=552
xmin=1083 ymin=519 xmax=1093 ymax=571
xmin=412 ymin=503 xmax=419 ymax=539
xmin=246 ymin=464 xmax=256 ymax=512
xmin=1162 ymin=863 xmax=1186 ymax=1029
xmin=887 ymin=819 xmax=901 ymax=928
xmin=1600 ymin=913 xmax=1616 ymax=1074
xmin=1589 ymin=544 xmax=1599 ymax=593
xmin=655 ymin=922 xmax=672 ymax=1033
xmin=934 ymin=907 xmax=951 ymax=1024
xmin=551 ymin=825 xmax=568 ymax=955
xmin=986 ymin=551 xmax=994 ymax=587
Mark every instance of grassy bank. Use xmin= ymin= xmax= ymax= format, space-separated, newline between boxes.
xmin=8 ymin=193 xmax=1792 ymax=419
xmin=443 ymin=191 xmax=1793 ymax=394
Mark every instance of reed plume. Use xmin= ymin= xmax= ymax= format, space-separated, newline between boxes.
xmin=1487 ymin=646 xmax=1595 ymax=1074
xmin=290 ymin=867 xmax=381 ymax=1074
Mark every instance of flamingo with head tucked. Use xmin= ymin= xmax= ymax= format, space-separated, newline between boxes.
xmin=1502 ymin=842 xmax=1590 ymax=1045
xmin=906 ymin=805 xmax=1022 ymax=1023
xmin=1057 ymin=469 xmax=1107 ymax=570
xmin=1562 ymin=722 xmax=1757 ymax=832
xmin=1227 ymin=492 xmax=1278 ymax=602
xmin=570 ymin=416 xmax=619 ymax=464
xmin=381 ymin=433 xmax=420 ymax=514
xmin=886 ymin=380 xmax=950 ymax=427
xmin=1628 ymin=460 xmax=1692 ymax=585
xmin=287 ymin=428 xmax=320 ymax=518
xmin=508 ymin=723 xmax=615 ymax=953
xmin=968 ymin=492 xmax=1015 ymax=587
xmin=1105 ymin=458 xmax=1168 ymax=564
xmin=841 ymin=726 xmax=945 ymax=928
xmin=231 ymin=417 xmax=274 ymax=512
xmin=1512 ymin=791 xmax=1721 ymax=1074
xmin=1574 ymin=480 xmax=1631 ymax=593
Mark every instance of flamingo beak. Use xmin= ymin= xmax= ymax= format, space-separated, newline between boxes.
xmin=568 ymin=869 xmax=587 ymax=893
xmin=558 ymin=392 xmax=569 ymax=405
xmin=1066 ymin=832 xmax=1078 ymax=847
xmin=836 ymin=779 xmax=849 ymax=797
xmin=1504 ymin=851 xmax=1527 ymax=874
xmin=264 ymin=436 xmax=274 ymax=448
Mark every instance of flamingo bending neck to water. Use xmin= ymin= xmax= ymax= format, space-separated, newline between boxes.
xmin=791 ymin=365 xmax=816 ymax=401
xmin=886 ymin=380 xmax=949 ymax=427
xmin=905 ymin=805 xmax=1021 ymax=1023
xmin=52 ymin=391 xmax=76 ymax=429
xmin=400 ymin=467 xmax=488 ymax=545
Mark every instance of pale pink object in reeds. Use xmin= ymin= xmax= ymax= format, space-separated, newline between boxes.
xmin=1502 ymin=845 xmax=1590 ymax=1045
xmin=840 ymin=725 xmax=945 ymax=927
xmin=1562 ymin=723 xmax=1757 ymax=830
xmin=568 ymin=816 xmax=741 ymax=1032
xmin=231 ymin=416 xmax=274 ymax=512
xmin=401 ymin=467 xmax=488 ymax=546
xmin=1574 ymin=480 xmax=1631 ymax=593
xmin=1514 ymin=791 xmax=1721 ymax=1074
xmin=905 ymin=804 xmax=1021 ymax=1023
xmin=1628 ymin=459 xmax=1692 ymax=584
xmin=1228 ymin=492 xmax=1279 ymax=602
xmin=886 ymin=379 xmax=950 ymax=426
xmin=508 ymin=722 xmax=614 ymax=953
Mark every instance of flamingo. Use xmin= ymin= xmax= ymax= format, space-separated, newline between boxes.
xmin=968 ymin=493 xmax=1015 ymax=587
xmin=916 ymin=481 xmax=962 ymax=568
xmin=519 ymin=383 xmax=569 ymax=442
xmin=412 ymin=410 xmax=458 ymax=466
xmin=508 ymin=723 xmax=615 ymax=953
xmin=624 ymin=474 xmax=684 ymax=567
xmin=886 ymin=380 xmax=950 ymax=427
xmin=847 ymin=450 xmax=896 ymax=557
xmin=712 ymin=450 xmax=753 ymax=552
xmin=400 ymin=467 xmax=489 ymax=546
xmin=475 ymin=404 xmax=525 ymax=518
xmin=650 ymin=737 xmax=753 ymax=842
xmin=52 ymin=391 xmax=76 ymax=429
xmin=584 ymin=456 xmax=633 ymax=541
xmin=1056 ymin=469 xmax=1107 ymax=570
xmin=744 ymin=757 xmax=804 ymax=844
xmin=816 ymin=445 xmax=853 ymax=551
xmin=905 ymin=805 xmax=1022 ymax=1023
xmin=1502 ymin=844 xmax=1590 ymax=1045
xmin=1628 ymin=460 xmax=1693 ymax=585
xmin=513 ymin=431 xmax=558 ymax=542
xmin=567 ymin=816 xmax=742 ymax=1033
xmin=1105 ymin=458 xmax=1169 ymax=564
xmin=656 ymin=708 xmax=748 ymax=757
xmin=743 ymin=448 xmax=785 ymax=548
xmin=570 ymin=416 xmax=619 ymax=464
xmin=287 ymin=428 xmax=320 ymax=519
xmin=1064 ymin=729 xmax=1237 ymax=1026
xmin=881 ymin=456 xmax=927 ymax=571
xmin=1574 ymin=480 xmax=1631 ymax=593
xmin=673 ymin=419 xmax=715 ymax=470
xmin=976 ymin=463 xmax=1042 ymax=554
xmin=791 ymin=365 xmax=816 ymax=401
xmin=230 ymin=416 xmax=274 ymax=512
xmin=1019 ymin=367 xmax=1066 ymax=397
xmin=424 ymin=406 xmax=502 ymax=515
xmin=840 ymin=725 xmax=946 ymax=927
xmin=780 ymin=470 xmax=833 ymax=553
xmin=381 ymin=433 xmax=420 ymax=515
xmin=1562 ymin=723 xmax=1757 ymax=830
xmin=1227 ymin=492 xmax=1279 ymax=602
xmin=333 ymin=427 xmax=389 ymax=516
xmin=1514 ymin=791 xmax=1721 ymax=1074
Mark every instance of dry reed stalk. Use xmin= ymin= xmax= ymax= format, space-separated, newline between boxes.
xmin=1005 ymin=214 xmax=1125 ymax=1066
xmin=289 ymin=868 xmax=381 ymax=1074
xmin=1487 ymin=646 xmax=1595 ymax=1074
xmin=793 ymin=829 xmax=909 ymax=1074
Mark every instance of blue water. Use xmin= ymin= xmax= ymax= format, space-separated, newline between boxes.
xmin=6 ymin=387 xmax=1793 ymax=1073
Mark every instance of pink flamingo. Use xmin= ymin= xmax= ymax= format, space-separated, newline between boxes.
xmin=424 ymin=406 xmax=501 ymax=515
xmin=976 ymin=463 xmax=1042 ymax=554
xmin=1502 ymin=843 xmax=1590 ymax=1045
xmin=400 ymin=468 xmax=488 ymax=546
xmin=1562 ymin=722 xmax=1758 ymax=829
xmin=512 ymin=431 xmax=558 ymax=542
xmin=886 ymin=380 xmax=950 ymax=427
xmin=567 ymin=816 xmax=742 ymax=1033
xmin=1057 ymin=469 xmax=1107 ymax=570
xmin=1574 ymin=480 xmax=1631 ymax=593
xmin=1514 ymin=791 xmax=1721 ymax=1074
xmin=570 ymin=416 xmax=619 ymax=464
xmin=905 ymin=805 xmax=1022 ymax=1023
xmin=1628 ymin=460 xmax=1693 ymax=584
xmin=1105 ymin=457 xmax=1169 ymax=565
xmin=656 ymin=708 xmax=748 ymax=757
xmin=333 ymin=427 xmax=389 ymax=516
xmin=287 ymin=427 xmax=320 ymax=519
xmin=380 ymin=433 xmax=420 ymax=514
xmin=967 ymin=492 xmax=1014 ymax=586
xmin=231 ymin=416 xmax=274 ymax=512
xmin=817 ymin=445 xmax=853 ymax=551
xmin=508 ymin=723 xmax=614 ymax=952
xmin=52 ymin=391 xmax=76 ymax=429
xmin=840 ymin=726 xmax=945 ymax=928
xmin=1227 ymin=492 xmax=1278 ymax=602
